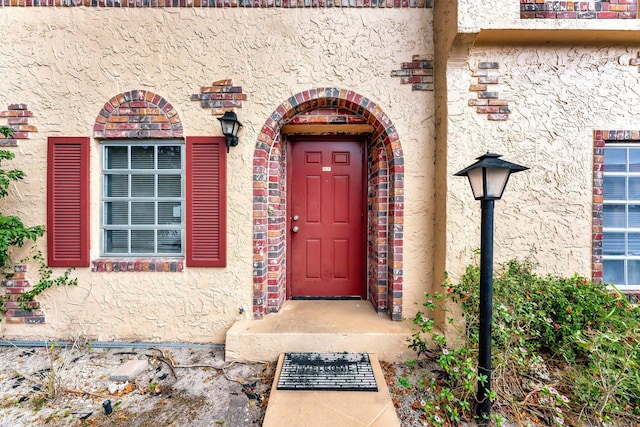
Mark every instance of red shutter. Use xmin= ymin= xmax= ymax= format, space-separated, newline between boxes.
xmin=47 ymin=137 xmax=90 ymax=267
xmin=186 ymin=136 xmax=227 ymax=267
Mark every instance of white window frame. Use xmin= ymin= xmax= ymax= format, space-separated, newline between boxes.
xmin=101 ymin=140 xmax=185 ymax=257
xmin=602 ymin=143 xmax=640 ymax=291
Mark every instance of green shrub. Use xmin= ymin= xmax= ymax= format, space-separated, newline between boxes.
xmin=408 ymin=259 xmax=639 ymax=425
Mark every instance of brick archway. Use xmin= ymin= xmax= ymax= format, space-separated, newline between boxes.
xmin=252 ymin=88 xmax=404 ymax=321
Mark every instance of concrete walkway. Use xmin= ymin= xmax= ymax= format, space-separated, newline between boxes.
xmin=263 ymin=353 xmax=401 ymax=427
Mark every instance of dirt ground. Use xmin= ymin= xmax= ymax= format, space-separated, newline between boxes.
xmin=0 ymin=343 xmax=275 ymax=427
xmin=0 ymin=343 xmax=504 ymax=427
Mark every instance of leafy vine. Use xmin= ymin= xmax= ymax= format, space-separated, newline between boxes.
xmin=0 ymin=126 xmax=77 ymax=318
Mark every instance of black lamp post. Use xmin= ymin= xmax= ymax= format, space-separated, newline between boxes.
xmin=454 ymin=152 xmax=528 ymax=425
xmin=217 ymin=111 xmax=243 ymax=153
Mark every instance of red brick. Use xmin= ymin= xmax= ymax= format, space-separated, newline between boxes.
xmin=401 ymin=62 xmax=423 ymax=69
xmin=469 ymin=99 xmax=489 ymax=106
xmin=3 ymin=279 xmax=29 ymax=287
xmin=477 ymin=106 xmax=500 ymax=113
xmin=7 ymin=117 xmax=28 ymax=125
xmin=2 ymin=286 xmax=28 ymax=294
xmin=469 ymin=84 xmax=488 ymax=92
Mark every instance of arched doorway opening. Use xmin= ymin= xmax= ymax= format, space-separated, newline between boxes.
xmin=252 ymin=88 xmax=404 ymax=321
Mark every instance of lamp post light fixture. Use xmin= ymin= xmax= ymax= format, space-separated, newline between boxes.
xmin=454 ymin=152 xmax=528 ymax=425
xmin=217 ymin=111 xmax=243 ymax=153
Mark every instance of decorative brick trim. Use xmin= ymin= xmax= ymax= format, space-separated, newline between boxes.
xmin=265 ymin=140 xmax=286 ymax=311
xmin=252 ymin=88 xmax=404 ymax=321
xmin=0 ymin=104 xmax=37 ymax=147
xmin=91 ymin=258 xmax=184 ymax=272
xmin=592 ymin=129 xmax=640 ymax=285
xmin=286 ymin=108 xmax=368 ymax=125
xmin=93 ymin=90 xmax=183 ymax=139
xmin=0 ymin=0 xmax=432 ymax=7
xmin=368 ymin=145 xmax=389 ymax=312
xmin=521 ymin=1 xmax=638 ymax=19
xmin=390 ymin=55 xmax=434 ymax=91
xmin=468 ymin=62 xmax=510 ymax=121
xmin=1 ymin=264 xmax=45 ymax=324
xmin=191 ymin=79 xmax=246 ymax=116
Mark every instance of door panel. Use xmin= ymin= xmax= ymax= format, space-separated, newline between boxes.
xmin=289 ymin=139 xmax=364 ymax=298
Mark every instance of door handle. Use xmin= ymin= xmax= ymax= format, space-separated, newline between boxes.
xmin=292 ymin=226 xmax=300 ymax=233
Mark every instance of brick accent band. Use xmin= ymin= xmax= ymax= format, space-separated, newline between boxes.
xmin=91 ymin=259 xmax=185 ymax=272
xmin=191 ymin=79 xmax=246 ymax=116
xmin=1 ymin=264 xmax=45 ymax=324
xmin=391 ymin=55 xmax=434 ymax=91
xmin=0 ymin=0 xmax=433 ymax=7
xmin=469 ymin=62 xmax=510 ymax=121
xmin=0 ymin=104 xmax=38 ymax=147
xmin=521 ymin=1 xmax=638 ymax=19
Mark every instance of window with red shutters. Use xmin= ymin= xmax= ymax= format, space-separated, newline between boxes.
xmin=47 ymin=137 xmax=90 ymax=267
xmin=48 ymin=136 xmax=227 ymax=269
xmin=186 ymin=136 xmax=227 ymax=267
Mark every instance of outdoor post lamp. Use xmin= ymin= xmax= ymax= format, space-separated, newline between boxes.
xmin=454 ymin=152 xmax=528 ymax=425
xmin=217 ymin=111 xmax=243 ymax=153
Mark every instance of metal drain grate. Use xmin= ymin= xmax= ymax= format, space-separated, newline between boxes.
xmin=277 ymin=352 xmax=378 ymax=392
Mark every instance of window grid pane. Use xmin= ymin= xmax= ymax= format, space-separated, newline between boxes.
xmin=102 ymin=142 xmax=183 ymax=256
xmin=603 ymin=145 xmax=640 ymax=288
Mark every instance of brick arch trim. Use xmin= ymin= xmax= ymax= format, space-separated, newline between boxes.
xmin=93 ymin=90 xmax=183 ymax=139
xmin=252 ymin=87 xmax=405 ymax=321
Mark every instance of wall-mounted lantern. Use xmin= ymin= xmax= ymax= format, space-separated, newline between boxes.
xmin=217 ymin=111 xmax=243 ymax=153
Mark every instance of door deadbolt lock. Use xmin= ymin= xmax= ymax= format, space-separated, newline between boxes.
xmin=292 ymin=215 xmax=299 ymax=221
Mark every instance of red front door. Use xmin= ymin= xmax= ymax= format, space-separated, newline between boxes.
xmin=288 ymin=138 xmax=364 ymax=298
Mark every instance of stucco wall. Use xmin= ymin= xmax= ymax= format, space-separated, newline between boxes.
xmin=445 ymin=43 xmax=640 ymax=284
xmin=0 ymin=8 xmax=434 ymax=342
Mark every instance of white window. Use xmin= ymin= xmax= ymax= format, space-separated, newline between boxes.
xmin=102 ymin=141 xmax=184 ymax=256
xmin=602 ymin=144 xmax=640 ymax=290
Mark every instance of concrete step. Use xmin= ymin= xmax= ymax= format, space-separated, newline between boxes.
xmin=225 ymin=300 xmax=415 ymax=363
xmin=263 ymin=353 xmax=401 ymax=427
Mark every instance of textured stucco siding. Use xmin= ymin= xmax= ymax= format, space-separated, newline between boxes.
xmin=0 ymin=8 xmax=434 ymax=341
xmin=445 ymin=44 xmax=640 ymax=283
